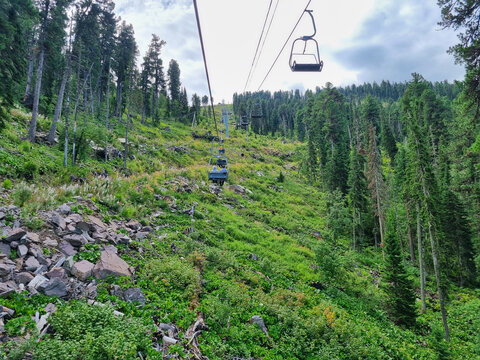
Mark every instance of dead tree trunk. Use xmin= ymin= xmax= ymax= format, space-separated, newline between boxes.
xmin=28 ymin=0 xmax=50 ymax=142
xmin=63 ymin=71 xmax=71 ymax=167
xmin=24 ymin=38 xmax=35 ymax=101
xmin=48 ymin=51 xmax=72 ymax=144
xmin=28 ymin=47 xmax=45 ymax=142
xmin=105 ymin=58 xmax=111 ymax=162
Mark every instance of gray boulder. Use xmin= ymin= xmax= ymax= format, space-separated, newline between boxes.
xmin=5 ymin=228 xmax=26 ymax=242
xmin=93 ymin=250 xmax=133 ymax=279
xmin=41 ymin=278 xmax=67 ymax=297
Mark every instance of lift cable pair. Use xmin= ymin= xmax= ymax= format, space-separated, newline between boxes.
xmin=193 ymin=0 xmax=229 ymax=185
xmin=257 ymin=0 xmax=325 ymax=91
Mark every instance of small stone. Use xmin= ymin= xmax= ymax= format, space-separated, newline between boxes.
xmin=26 ymin=232 xmax=40 ymax=243
xmin=92 ymin=231 xmax=107 ymax=240
xmin=88 ymin=215 xmax=106 ymax=230
xmin=59 ymin=241 xmax=77 ymax=257
xmin=16 ymin=272 xmax=34 ymax=285
xmin=45 ymin=267 xmax=66 ymax=279
xmin=41 ymin=278 xmax=67 ymax=297
xmin=71 ymin=260 xmax=94 ymax=281
xmin=24 ymin=256 xmax=40 ymax=272
xmin=124 ymin=288 xmax=146 ymax=305
xmin=126 ymin=220 xmax=141 ymax=231
xmin=44 ymin=303 xmax=57 ymax=313
xmin=118 ymin=235 xmax=130 ymax=244
xmin=135 ymin=232 xmax=148 ymax=240
xmin=34 ymin=265 xmax=48 ymax=275
xmin=0 ymin=212 xmax=5 ymax=220
xmin=57 ymin=204 xmax=71 ymax=215
xmin=17 ymin=244 xmax=28 ymax=258
xmin=15 ymin=258 xmax=23 ymax=271
xmin=43 ymin=237 xmax=58 ymax=247
xmin=28 ymin=274 xmax=48 ymax=290
xmin=162 ymin=336 xmax=178 ymax=345
xmin=64 ymin=256 xmax=75 ymax=270
xmin=63 ymin=234 xmax=86 ymax=247
xmin=53 ymin=256 xmax=66 ymax=268
xmin=51 ymin=213 xmax=66 ymax=230
xmin=0 ymin=243 xmax=11 ymax=257
xmin=5 ymin=228 xmax=27 ymax=242
xmin=0 ymin=263 xmax=13 ymax=277
xmin=9 ymin=241 xmax=18 ymax=249
xmin=65 ymin=213 xmax=82 ymax=224
xmin=142 ymin=226 xmax=154 ymax=233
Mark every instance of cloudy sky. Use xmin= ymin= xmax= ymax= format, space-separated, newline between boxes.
xmin=114 ymin=0 xmax=464 ymax=103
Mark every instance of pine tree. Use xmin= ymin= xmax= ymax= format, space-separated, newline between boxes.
xmin=168 ymin=59 xmax=181 ymax=104
xmin=0 ymin=0 xmax=36 ymax=129
xmin=402 ymin=73 xmax=450 ymax=341
xmin=382 ymin=209 xmax=417 ymax=327
xmin=347 ymin=146 xmax=370 ymax=250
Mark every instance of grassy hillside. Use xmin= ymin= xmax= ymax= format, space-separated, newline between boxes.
xmin=0 ymin=107 xmax=479 ymax=360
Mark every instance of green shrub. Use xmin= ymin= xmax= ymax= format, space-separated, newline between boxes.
xmin=143 ymin=257 xmax=200 ymax=300
xmin=2 ymin=178 xmax=13 ymax=189
xmin=34 ymin=302 xmax=158 ymax=360
xmin=18 ymin=161 xmax=38 ymax=180
xmin=12 ymin=184 xmax=33 ymax=207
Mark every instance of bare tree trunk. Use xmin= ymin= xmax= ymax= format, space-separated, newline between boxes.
xmin=416 ymin=202 xmax=426 ymax=313
xmin=29 ymin=0 xmax=50 ymax=142
xmin=105 ymin=59 xmax=111 ymax=162
xmin=72 ymin=64 xmax=92 ymax=165
xmin=24 ymin=43 xmax=35 ymax=100
xmin=141 ymin=105 xmax=146 ymax=124
xmin=48 ymin=52 xmax=72 ymax=143
xmin=28 ymin=47 xmax=45 ymax=142
xmin=63 ymin=72 xmax=71 ymax=167
xmin=117 ymin=83 xmax=123 ymax=124
xmin=115 ymin=80 xmax=123 ymax=118
xmin=124 ymin=77 xmax=132 ymax=170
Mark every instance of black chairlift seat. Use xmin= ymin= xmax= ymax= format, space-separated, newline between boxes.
xmin=291 ymin=61 xmax=323 ymax=72
xmin=289 ymin=10 xmax=323 ymax=73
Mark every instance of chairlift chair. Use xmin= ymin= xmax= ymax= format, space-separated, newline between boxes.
xmin=289 ymin=10 xmax=324 ymax=72
xmin=250 ymin=101 xmax=263 ymax=119
xmin=208 ymin=156 xmax=229 ymax=186
xmin=210 ymin=137 xmax=226 ymax=156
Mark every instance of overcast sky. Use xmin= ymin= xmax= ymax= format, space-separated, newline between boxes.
xmin=114 ymin=0 xmax=464 ymax=103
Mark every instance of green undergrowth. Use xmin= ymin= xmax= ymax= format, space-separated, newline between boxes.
xmin=0 ymin=107 xmax=479 ymax=359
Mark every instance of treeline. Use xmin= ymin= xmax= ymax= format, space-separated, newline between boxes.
xmin=235 ymin=76 xmax=478 ymax=339
xmin=0 ymin=0 xmax=204 ymax=163
xmin=232 ymin=80 xmax=459 ymax=139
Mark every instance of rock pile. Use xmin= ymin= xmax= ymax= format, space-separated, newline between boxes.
xmin=0 ymin=199 xmax=153 ymax=303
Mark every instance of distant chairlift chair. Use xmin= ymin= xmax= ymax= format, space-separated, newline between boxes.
xmin=250 ymin=101 xmax=263 ymax=119
xmin=207 ymin=137 xmax=229 ymax=185
xmin=289 ymin=10 xmax=324 ymax=72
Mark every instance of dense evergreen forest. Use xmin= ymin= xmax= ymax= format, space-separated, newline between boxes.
xmin=0 ymin=0 xmax=479 ymax=359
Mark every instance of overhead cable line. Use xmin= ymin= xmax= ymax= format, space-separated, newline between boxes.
xmin=243 ymin=0 xmax=274 ymax=93
xmin=257 ymin=0 xmax=312 ymax=90
xmin=252 ymin=0 xmax=280 ymax=81
xmin=193 ymin=0 xmax=219 ymax=138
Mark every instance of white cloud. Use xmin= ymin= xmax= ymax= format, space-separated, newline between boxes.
xmin=115 ymin=0 xmax=464 ymax=102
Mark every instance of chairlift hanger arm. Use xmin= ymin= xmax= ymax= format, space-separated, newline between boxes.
xmin=301 ymin=10 xmax=317 ymax=40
